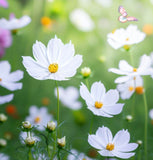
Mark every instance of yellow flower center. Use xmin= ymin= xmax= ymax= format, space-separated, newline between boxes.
xmin=133 ymin=68 xmax=137 ymax=72
xmin=48 ymin=63 xmax=58 ymax=73
xmin=95 ymin=101 xmax=103 ymax=109
xmin=82 ymin=159 xmax=86 ymax=160
xmin=135 ymin=86 xmax=144 ymax=94
xmin=34 ymin=117 xmax=41 ymax=123
xmin=0 ymin=78 xmax=2 ymax=82
xmin=106 ymin=143 xmax=114 ymax=151
xmin=123 ymin=45 xmax=130 ymax=51
xmin=112 ymin=29 xmax=116 ymax=34
xmin=128 ymin=86 xmax=134 ymax=91
xmin=126 ymin=37 xmax=129 ymax=41
xmin=41 ymin=17 xmax=52 ymax=26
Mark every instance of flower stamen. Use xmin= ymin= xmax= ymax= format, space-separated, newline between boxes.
xmin=0 ymin=78 xmax=2 ymax=82
xmin=133 ymin=68 xmax=137 ymax=72
xmin=106 ymin=143 xmax=114 ymax=151
xmin=128 ymin=86 xmax=134 ymax=91
xmin=48 ymin=63 xmax=58 ymax=73
xmin=126 ymin=37 xmax=129 ymax=41
xmin=135 ymin=86 xmax=144 ymax=94
xmin=95 ymin=101 xmax=103 ymax=109
xmin=34 ymin=117 xmax=41 ymax=123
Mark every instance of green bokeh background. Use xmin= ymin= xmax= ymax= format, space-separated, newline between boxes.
xmin=0 ymin=0 xmax=153 ymax=159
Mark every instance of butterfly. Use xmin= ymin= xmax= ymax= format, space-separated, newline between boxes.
xmin=118 ymin=6 xmax=138 ymax=23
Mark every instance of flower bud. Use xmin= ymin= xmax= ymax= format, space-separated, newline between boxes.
xmin=0 ymin=138 xmax=7 ymax=147
xmin=57 ymin=136 xmax=66 ymax=148
xmin=24 ymin=136 xmax=35 ymax=147
xmin=22 ymin=121 xmax=32 ymax=129
xmin=126 ymin=115 xmax=133 ymax=122
xmin=81 ymin=67 xmax=91 ymax=78
xmin=0 ymin=113 xmax=7 ymax=123
xmin=47 ymin=121 xmax=56 ymax=132
xmin=137 ymin=140 xmax=143 ymax=146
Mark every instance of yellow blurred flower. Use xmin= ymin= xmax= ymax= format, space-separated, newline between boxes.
xmin=143 ymin=24 xmax=153 ymax=35
xmin=41 ymin=17 xmax=53 ymax=28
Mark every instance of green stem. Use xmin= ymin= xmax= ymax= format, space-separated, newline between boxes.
xmin=28 ymin=148 xmax=32 ymax=160
xmin=51 ymin=132 xmax=56 ymax=160
xmin=143 ymin=92 xmax=148 ymax=160
xmin=89 ymin=115 xmax=94 ymax=134
xmin=85 ymin=78 xmax=89 ymax=89
xmin=57 ymin=149 xmax=61 ymax=160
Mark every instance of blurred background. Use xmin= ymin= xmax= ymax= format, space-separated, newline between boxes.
xmin=0 ymin=0 xmax=153 ymax=159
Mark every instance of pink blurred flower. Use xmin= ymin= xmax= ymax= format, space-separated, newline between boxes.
xmin=0 ymin=0 xmax=8 ymax=8
xmin=0 ymin=28 xmax=12 ymax=58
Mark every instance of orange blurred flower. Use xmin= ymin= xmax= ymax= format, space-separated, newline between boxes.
xmin=143 ymin=24 xmax=153 ymax=35
xmin=41 ymin=16 xmax=53 ymax=28
xmin=5 ymin=104 xmax=19 ymax=119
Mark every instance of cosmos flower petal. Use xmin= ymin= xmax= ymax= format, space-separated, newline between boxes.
xmin=0 ymin=94 xmax=14 ymax=105
xmin=115 ymin=76 xmax=130 ymax=83
xmin=107 ymin=38 xmax=123 ymax=49
xmin=103 ymin=89 xmax=119 ymax=105
xmin=108 ymin=68 xmax=126 ymax=75
xmin=33 ymin=41 xmax=49 ymax=67
xmin=0 ymin=61 xmax=11 ymax=76
xmin=138 ymin=54 xmax=152 ymax=70
xmin=149 ymin=109 xmax=153 ymax=119
xmin=6 ymin=70 xmax=23 ymax=82
xmin=113 ymin=130 xmax=130 ymax=146
xmin=103 ymin=103 xmax=124 ymax=115
xmin=116 ymin=143 xmax=138 ymax=152
xmin=91 ymin=81 xmax=106 ymax=101
xmin=0 ymin=82 xmax=22 ymax=91
xmin=112 ymin=150 xmax=135 ymax=159
xmin=119 ymin=60 xmax=133 ymax=72
xmin=98 ymin=150 xmax=114 ymax=157
xmin=22 ymin=56 xmax=50 ymax=80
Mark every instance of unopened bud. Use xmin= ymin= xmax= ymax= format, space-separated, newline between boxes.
xmin=0 ymin=113 xmax=7 ymax=123
xmin=22 ymin=121 xmax=32 ymax=129
xmin=57 ymin=136 xmax=66 ymax=148
xmin=81 ymin=67 xmax=91 ymax=78
xmin=126 ymin=115 xmax=133 ymax=122
xmin=47 ymin=121 xmax=56 ymax=132
xmin=0 ymin=138 xmax=7 ymax=147
xmin=137 ymin=140 xmax=142 ymax=146
xmin=24 ymin=136 xmax=35 ymax=147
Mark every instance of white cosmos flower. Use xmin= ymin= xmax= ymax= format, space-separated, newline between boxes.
xmin=0 ymin=61 xmax=23 ymax=91
xmin=109 ymin=54 xmax=153 ymax=83
xmin=54 ymin=86 xmax=82 ymax=110
xmin=0 ymin=14 xmax=31 ymax=30
xmin=80 ymin=81 xmax=124 ymax=117
xmin=107 ymin=25 xmax=146 ymax=49
xmin=0 ymin=153 xmax=9 ymax=160
xmin=69 ymin=9 xmax=95 ymax=32
xmin=26 ymin=106 xmax=54 ymax=131
xmin=22 ymin=36 xmax=82 ymax=81
xmin=88 ymin=126 xmax=138 ymax=159
xmin=0 ymin=94 xmax=14 ymax=105
xmin=117 ymin=76 xmax=144 ymax=100
xmin=149 ymin=109 xmax=153 ymax=120
xmin=67 ymin=149 xmax=93 ymax=160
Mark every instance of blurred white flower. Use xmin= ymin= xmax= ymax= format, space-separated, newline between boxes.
xmin=96 ymin=0 xmax=112 ymax=7
xmin=0 ymin=94 xmax=14 ymax=105
xmin=150 ymin=52 xmax=153 ymax=64
xmin=107 ymin=25 xmax=146 ymax=49
xmin=69 ymin=9 xmax=95 ymax=32
xmin=88 ymin=126 xmax=138 ymax=159
xmin=0 ymin=113 xmax=7 ymax=122
xmin=20 ymin=132 xmax=40 ymax=144
xmin=80 ymin=81 xmax=124 ymax=117
xmin=25 ymin=106 xmax=54 ymax=131
xmin=0 ymin=153 xmax=9 ymax=160
xmin=0 ymin=14 xmax=31 ymax=30
xmin=68 ymin=149 xmax=93 ymax=160
xmin=0 ymin=61 xmax=23 ymax=91
xmin=117 ymin=76 xmax=144 ymax=100
xmin=22 ymin=36 xmax=82 ymax=81
xmin=109 ymin=54 xmax=153 ymax=83
xmin=149 ymin=109 xmax=153 ymax=120
xmin=54 ymin=86 xmax=82 ymax=110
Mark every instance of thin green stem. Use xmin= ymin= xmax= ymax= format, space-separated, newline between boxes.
xmin=51 ymin=132 xmax=56 ymax=160
xmin=57 ymin=149 xmax=61 ymax=160
xmin=143 ymin=92 xmax=148 ymax=160
xmin=28 ymin=148 xmax=32 ymax=160
xmin=89 ymin=115 xmax=94 ymax=134
xmin=85 ymin=78 xmax=89 ymax=89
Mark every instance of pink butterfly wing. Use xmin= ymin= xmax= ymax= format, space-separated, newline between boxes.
xmin=118 ymin=6 xmax=128 ymax=17
xmin=127 ymin=16 xmax=138 ymax=21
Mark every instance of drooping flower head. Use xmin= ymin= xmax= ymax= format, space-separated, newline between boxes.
xmin=0 ymin=94 xmax=14 ymax=105
xmin=0 ymin=14 xmax=31 ymax=31
xmin=88 ymin=126 xmax=138 ymax=159
xmin=0 ymin=28 xmax=12 ymax=58
xmin=117 ymin=76 xmax=144 ymax=100
xmin=22 ymin=36 xmax=83 ymax=81
xmin=54 ymin=86 xmax=82 ymax=110
xmin=80 ymin=81 xmax=124 ymax=117
xmin=0 ymin=61 xmax=23 ymax=91
xmin=107 ymin=25 xmax=146 ymax=50
xmin=0 ymin=0 xmax=8 ymax=8
xmin=109 ymin=54 xmax=153 ymax=83
xmin=69 ymin=9 xmax=95 ymax=32
xmin=25 ymin=106 xmax=55 ymax=131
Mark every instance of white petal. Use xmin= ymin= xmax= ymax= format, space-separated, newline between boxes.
xmin=0 ymin=82 xmax=22 ymax=91
xmin=6 ymin=70 xmax=23 ymax=82
xmin=116 ymin=143 xmax=138 ymax=152
xmin=103 ymin=89 xmax=119 ymax=105
xmin=115 ymin=76 xmax=130 ymax=83
xmin=0 ymin=94 xmax=14 ymax=105
xmin=22 ymin=56 xmax=50 ymax=80
xmin=29 ymin=106 xmax=38 ymax=115
xmin=119 ymin=60 xmax=133 ymax=72
xmin=108 ymin=68 xmax=126 ymax=75
xmin=113 ymin=130 xmax=130 ymax=146
xmin=103 ymin=103 xmax=124 ymax=115
xmin=107 ymin=38 xmax=123 ymax=49
xmin=112 ymin=150 xmax=135 ymax=159
xmin=135 ymin=76 xmax=143 ymax=87
xmin=0 ymin=61 xmax=11 ymax=76
xmin=149 ymin=109 xmax=153 ymax=119
xmin=91 ymin=81 xmax=106 ymax=101
xmin=98 ymin=149 xmax=114 ymax=157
